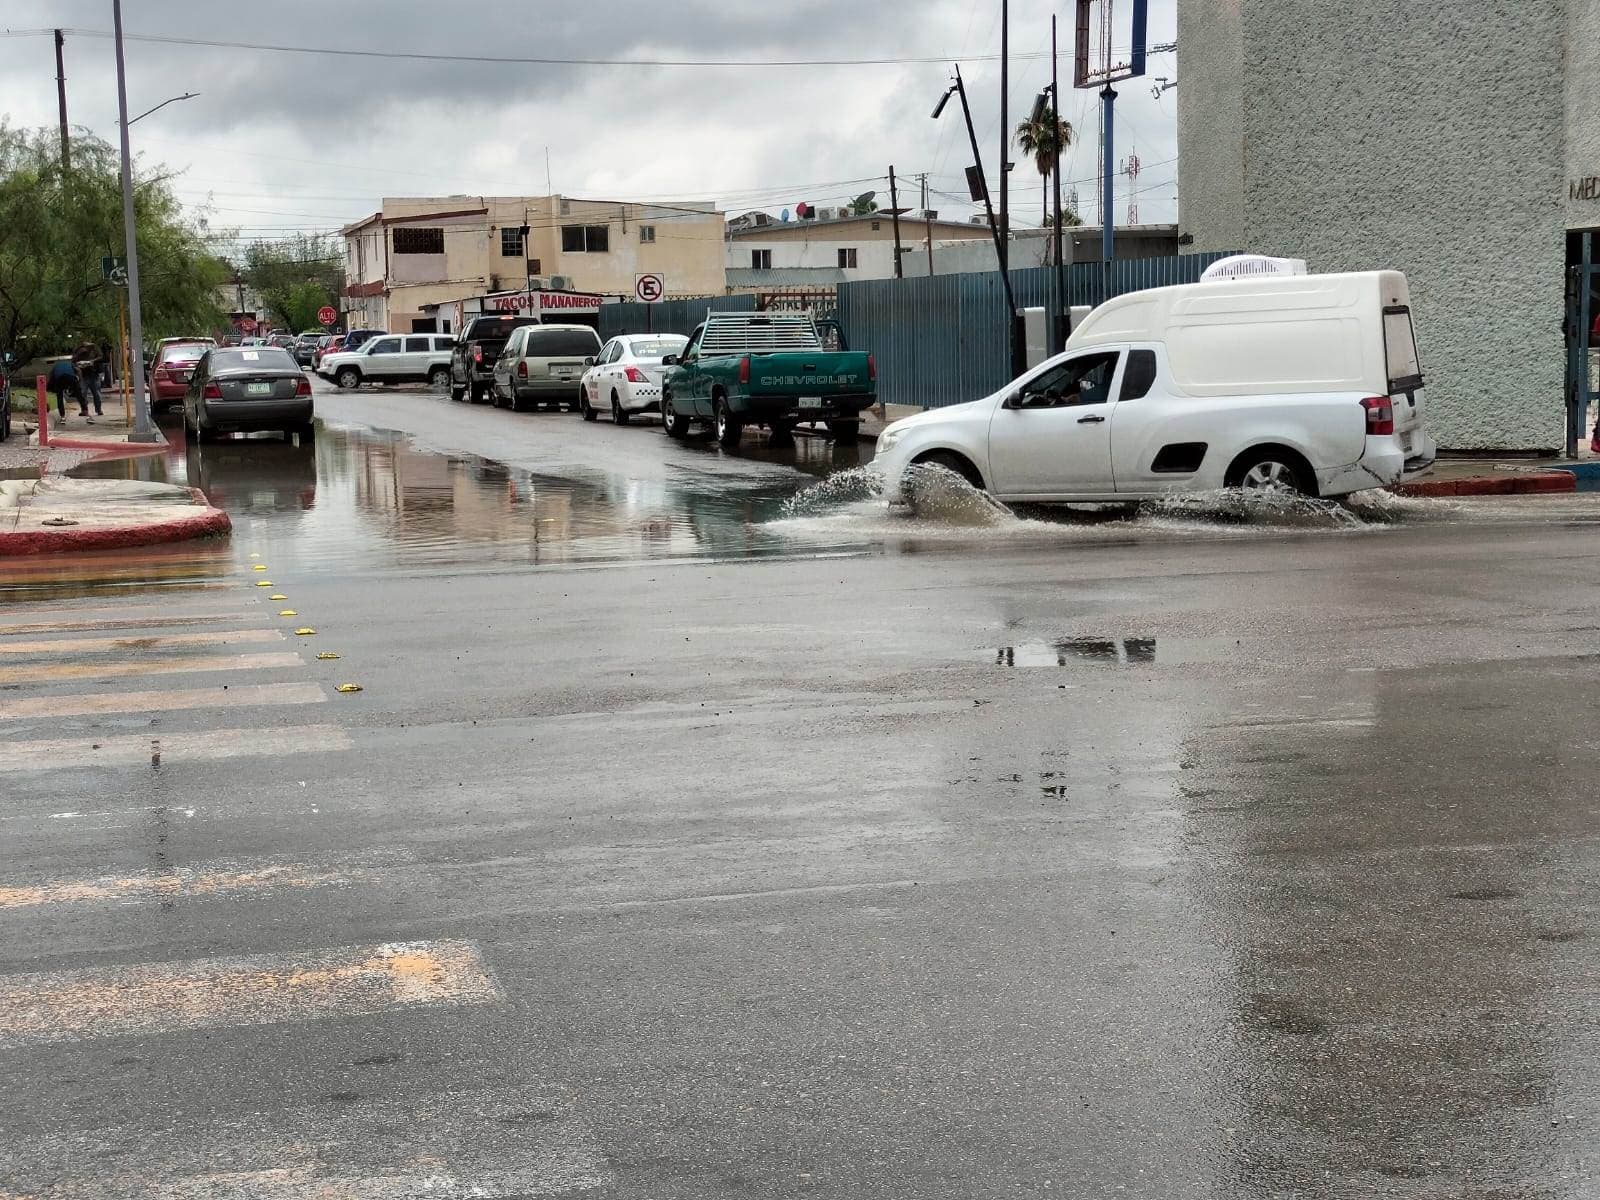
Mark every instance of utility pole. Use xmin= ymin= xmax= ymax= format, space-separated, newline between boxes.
xmin=921 ymin=174 xmax=934 ymax=275
xmin=112 ymin=0 xmax=156 ymax=441
xmin=888 ymin=166 xmax=904 ymax=279
xmin=1101 ymin=81 xmax=1116 ymax=303
xmin=54 ymin=29 xmax=70 ymax=170
xmin=998 ymin=0 xmax=1010 ymax=281
xmin=951 ymin=70 xmax=1020 ymax=370
xmin=1051 ymin=14 xmax=1069 ymax=350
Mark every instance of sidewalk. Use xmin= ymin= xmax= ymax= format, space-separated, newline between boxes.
xmin=0 ymin=477 xmax=230 ymax=556
xmin=4 ymin=385 xmax=166 ymax=473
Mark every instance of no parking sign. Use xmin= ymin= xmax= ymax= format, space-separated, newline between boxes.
xmin=634 ymin=273 xmax=665 ymax=304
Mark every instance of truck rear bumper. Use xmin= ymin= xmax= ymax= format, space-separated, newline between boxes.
xmin=735 ymin=394 xmax=876 ymax=422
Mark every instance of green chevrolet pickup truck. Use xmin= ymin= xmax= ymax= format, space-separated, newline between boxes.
xmin=660 ymin=312 xmax=876 ymax=446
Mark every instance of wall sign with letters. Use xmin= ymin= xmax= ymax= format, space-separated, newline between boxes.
xmin=1571 ymin=177 xmax=1600 ymax=201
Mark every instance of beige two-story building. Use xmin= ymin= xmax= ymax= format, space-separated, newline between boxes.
xmin=342 ymin=195 xmax=727 ymax=333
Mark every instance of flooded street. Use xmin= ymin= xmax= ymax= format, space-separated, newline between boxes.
xmin=9 ymin=388 xmax=1600 ymax=1197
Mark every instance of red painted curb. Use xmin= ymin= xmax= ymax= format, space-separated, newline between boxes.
xmin=1392 ymin=472 xmax=1576 ymax=498
xmin=44 ymin=437 xmax=169 ymax=459
xmin=0 ymin=506 xmax=231 ymax=556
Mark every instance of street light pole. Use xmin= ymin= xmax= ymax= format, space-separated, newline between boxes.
xmin=127 ymin=92 xmax=199 ymax=127
xmin=112 ymin=0 xmax=157 ymax=441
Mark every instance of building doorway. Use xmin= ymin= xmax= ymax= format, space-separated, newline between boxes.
xmin=1565 ymin=230 xmax=1600 ymax=455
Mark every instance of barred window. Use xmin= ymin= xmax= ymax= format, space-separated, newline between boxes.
xmin=393 ymin=227 xmax=444 ymax=254
xmin=500 ymin=227 xmax=525 ymax=257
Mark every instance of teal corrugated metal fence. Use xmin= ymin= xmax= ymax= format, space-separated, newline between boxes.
xmin=839 ymin=253 xmax=1236 ymax=409
xmin=598 ymin=293 xmax=758 ymax=341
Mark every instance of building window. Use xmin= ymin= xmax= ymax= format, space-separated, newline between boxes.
xmin=500 ymin=226 xmax=525 ymax=257
xmin=639 ymin=225 xmax=656 ymax=244
xmin=871 ymin=220 xmax=881 ymax=231
xmin=751 ymin=249 xmax=773 ymax=270
xmin=527 ymin=258 xmax=541 ymax=275
xmin=559 ymin=197 xmax=571 ymax=216
xmin=837 ymin=248 xmax=858 ymax=269
xmin=393 ymin=226 xmax=444 ymax=255
xmin=561 ymin=224 xmax=610 ymax=253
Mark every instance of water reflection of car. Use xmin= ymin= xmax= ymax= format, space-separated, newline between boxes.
xmin=580 ymin=334 xmax=688 ymax=425
xmin=183 ymin=346 xmax=315 ymax=442
xmin=186 ymin=434 xmax=317 ymax=511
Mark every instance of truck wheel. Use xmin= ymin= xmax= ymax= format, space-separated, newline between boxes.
xmin=769 ymin=420 xmax=795 ymax=442
xmin=581 ymin=394 xmax=598 ymax=422
xmin=1225 ymin=447 xmax=1316 ymax=496
xmin=335 ymin=367 xmax=360 ymax=390
xmin=611 ymin=393 xmax=630 ymax=425
xmin=827 ymin=419 xmax=860 ymax=441
xmin=663 ymin=392 xmax=690 ymax=439
xmin=714 ymin=397 xmax=743 ymax=448
xmin=428 ymin=366 xmax=450 ymax=390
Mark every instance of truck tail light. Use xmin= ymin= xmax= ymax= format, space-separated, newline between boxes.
xmin=202 ymin=381 xmax=223 ymax=399
xmin=472 ymin=343 xmax=483 ymax=364
xmin=867 ymin=354 xmax=877 ymax=382
xmin=738 ymin=355 xmax=751 ymax=384
xmin=624 ymin=366 xmax=648 ymax=383
xmin=293 ymin=375 xmax=312 ymax=397
xmin=516 ymin=360 xmax=527 ymax=378
xmin=1361 ymin=395 xmax=1395 ymax=436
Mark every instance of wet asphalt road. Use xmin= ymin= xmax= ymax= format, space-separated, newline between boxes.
xmin=5 ymin=380 xmax=1600 ymax=1196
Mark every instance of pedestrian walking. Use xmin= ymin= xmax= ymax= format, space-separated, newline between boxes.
xmin=99 ymin=340 xmax=113 ymax=388
xmin=46 ymin=357 xmax=81 ymax=421
xmin=75 ymin=343 xmax=104 ymax=421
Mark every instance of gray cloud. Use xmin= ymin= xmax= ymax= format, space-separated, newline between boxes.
xmin=0 ymin=0 xmax=1178 ymax=250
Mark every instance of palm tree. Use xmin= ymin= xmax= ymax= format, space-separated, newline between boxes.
xmin=1016 ymin=107 xmax=1076 ymax=259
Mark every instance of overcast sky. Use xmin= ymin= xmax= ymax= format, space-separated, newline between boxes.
xmin=0 ymin=1 xmax=1178 ymax=256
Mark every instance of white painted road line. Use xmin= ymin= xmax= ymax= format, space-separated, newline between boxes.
xmin=0 ymin=858 xmax=368 ymax=910
xmin=0 ymin=652 xmax=304 ymax=687
xmin=0 ymin=940 xmax=500 ymax=1049
xmin=0 ymin=629 xmax=284 ymax=656
xmin=0 ymin=681 xmax=326 ymax=721
xmin=0 ymin=724 xmax=352 ymax=773
xmin=1 ymin=1086 xmax=612 ymax=1199
xmin=0 ymin=611 xmax=249 ymax=637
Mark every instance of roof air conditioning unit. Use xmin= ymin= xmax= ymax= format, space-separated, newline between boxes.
xmin=549 ymin=275 xmax=576 ymax=291
xmin=526 ymin=276 xmax=547 ymax=290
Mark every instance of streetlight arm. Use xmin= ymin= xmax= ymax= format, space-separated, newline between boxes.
xmin=127 ymin=92 xmax=198 ymax=127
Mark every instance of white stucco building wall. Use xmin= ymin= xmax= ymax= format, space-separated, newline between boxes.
xmin=1178 ymin=0 xmax=1582 ymax=451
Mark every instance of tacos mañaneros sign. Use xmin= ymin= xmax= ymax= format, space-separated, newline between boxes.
xmin=487 ymin=290 xmax=604 ymax=316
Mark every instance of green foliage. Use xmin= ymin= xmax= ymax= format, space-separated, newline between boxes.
xmin=239 ymin=235 xmax=342 ymax=332
xmin=0 ymin=123 xmax=228 ymax=360
xmin=1015 ymin=108 xmax=1082 ymax=233
xmin=849 ymin=192 xmax=879 ymax=216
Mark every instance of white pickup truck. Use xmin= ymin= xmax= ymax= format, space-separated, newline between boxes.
xmin=871 ymin=270 xmax=1435 ymax=504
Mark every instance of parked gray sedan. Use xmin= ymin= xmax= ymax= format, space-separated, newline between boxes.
xmin=184 ymin=346 xmax=314 ymax=442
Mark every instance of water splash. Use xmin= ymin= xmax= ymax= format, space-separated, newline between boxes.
xmin=780 ymin=466 xmax=884 ymax=517
xmin=1142 ymin=488 xmax=1366 ymax=530
xmin=901 ymin=463 xmax=1016 ymax=527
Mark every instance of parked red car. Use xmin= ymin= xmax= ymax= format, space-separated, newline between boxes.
xmin=149 ymin=340 xmax=215 ymax=413
xmin=312 ymin=335 xmax=345 ymax=371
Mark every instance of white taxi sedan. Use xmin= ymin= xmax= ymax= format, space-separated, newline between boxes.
xmin=579 ymin=334 xmax=689 ymax=425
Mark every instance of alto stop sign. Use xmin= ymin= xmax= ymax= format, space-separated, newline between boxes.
xmin=634 ymin=273 xmax=665 ymax=303
xmin=317 ymin=305 xmax=337 ymax=326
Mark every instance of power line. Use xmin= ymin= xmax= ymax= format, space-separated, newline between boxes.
xmin=7 ymin=26 xmax=1062 ymax=69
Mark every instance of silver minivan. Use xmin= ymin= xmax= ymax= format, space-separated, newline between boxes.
xmin=490 ymin=324 xmax=604 ymax=413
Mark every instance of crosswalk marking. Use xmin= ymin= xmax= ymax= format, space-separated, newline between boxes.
xmin=0 ymin=940 xmax=499 ymax=1049
xmin=0 ymin=859 xmax=359 ymax=910
xmin=0 ymin=628 xmax=284 ymax=656
xmin=0 ymin=1085 xmax=612 ymax=1198
xmin=0 ymin=652 xmax=303 ymax=686
xmin=0 ymin=611 xmax=252 ymax=637
xmin=0 ymin=680 xmax=325 ymax=721
xmin=0 ymin=723 xmax=351 ymax=772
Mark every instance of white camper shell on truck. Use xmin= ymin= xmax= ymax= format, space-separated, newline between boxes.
xmin=871 ymin=270 xmax=1436 ymax=505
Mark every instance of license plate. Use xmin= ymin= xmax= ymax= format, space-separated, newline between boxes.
xmin=798 ymin=396 xmax=823 ymax=410
xmin=246 ymin=382 xmax=273 ymax=396
xmin=1401 ymin=432 xmax=1413 ymax=452
xmin=177 ymin=370 xmax=192 ymax=382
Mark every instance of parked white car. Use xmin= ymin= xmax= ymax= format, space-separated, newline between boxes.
xmin=579 ymin=334 xmax=689 ymax=424
xmin=319 ymin=333 xmax=454 ymax=390
xmin=871 ymin=270 xmax=1436 ymax=505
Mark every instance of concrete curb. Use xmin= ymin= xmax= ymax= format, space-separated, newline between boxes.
xmin=0 ymin=487 xmax=230 ymax=557
xmin=1391 ymin=472 xmax=1577 ymax=498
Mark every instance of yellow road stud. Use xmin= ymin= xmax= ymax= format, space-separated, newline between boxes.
xmin=316 ymin=652 xmax=341 ymax=660
xmin=255 ymin=581 xmax=273 ymax=588
xmin=252 ymin=564 xmax=268 ymax=572
xmin=248 ymin=552 xmax=260 ymax=558
xmin=295 ymin=628 xmax=316 ymax=636
xmin=269 ymin=594 xmax=287 ymax=601
xmin=336 ymin=683 xmax=363 ymax=693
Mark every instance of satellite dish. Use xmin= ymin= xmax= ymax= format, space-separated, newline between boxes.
xmin=781 ymin=208 xmax=790 ymax=222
